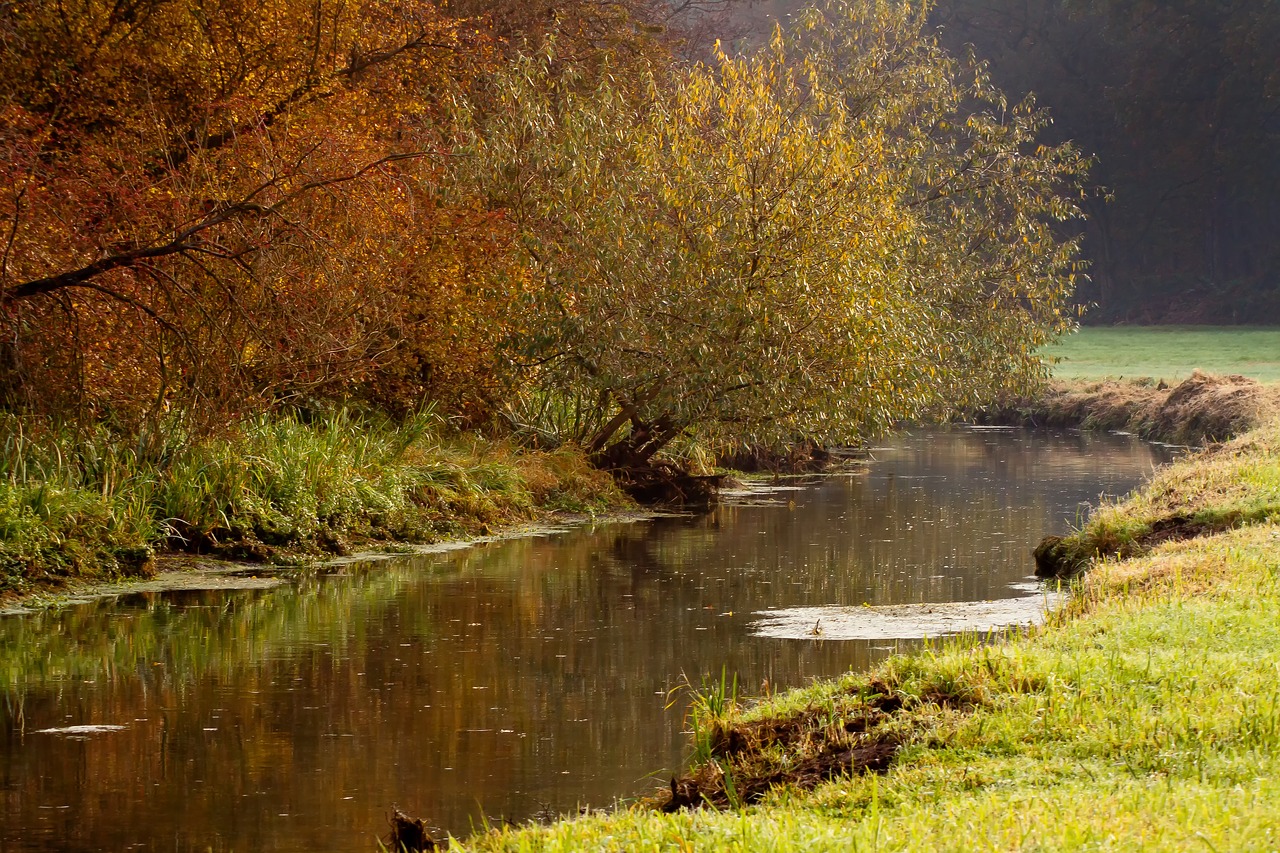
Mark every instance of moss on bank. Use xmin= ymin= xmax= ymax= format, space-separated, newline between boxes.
xmin=0 ymin=412 xmax=627 ymax=598
xmin=444 ymin=411 xmax=1280 ymax=851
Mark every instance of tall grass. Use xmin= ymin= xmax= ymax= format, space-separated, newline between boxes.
xmin=0 ymin=410 xmax=624 ymax=593
xmin=0 ymin=418 xmax=157 ymax=587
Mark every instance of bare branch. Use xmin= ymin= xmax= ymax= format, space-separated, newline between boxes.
xmin=1 ymin=151 xmax=431 ymax=305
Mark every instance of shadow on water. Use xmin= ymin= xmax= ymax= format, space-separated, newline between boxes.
xmin=0 ymin=428 xmax=1176 ymax=851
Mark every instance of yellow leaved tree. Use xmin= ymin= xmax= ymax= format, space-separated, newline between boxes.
xmin=465 ymin=0 xmax=1088 ymax=469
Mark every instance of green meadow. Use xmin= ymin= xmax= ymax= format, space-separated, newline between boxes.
xmin=1045 ymin=326 xmax=1280 ymax=382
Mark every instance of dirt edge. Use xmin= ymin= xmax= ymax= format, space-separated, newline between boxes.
xmin=653 ymin=679 xmax=972 ymax=813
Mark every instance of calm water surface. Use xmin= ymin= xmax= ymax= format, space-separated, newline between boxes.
xmin=0 ymin=429 xmax=1175 ymax=851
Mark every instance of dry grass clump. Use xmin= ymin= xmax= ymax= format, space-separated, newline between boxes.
xmin=512 ymin=446 xmax=626 ymax=512
xmin=988 ymin=370 xmax=1280 ymax=444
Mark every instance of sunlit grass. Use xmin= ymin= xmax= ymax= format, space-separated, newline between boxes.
xmin=0 ymin=412 xmax=626 ymax=594
xmin=1048 ymin=417 xmax=1280 ymax=567
xmin=1044 ymin=325 xmax=1280 ymax=382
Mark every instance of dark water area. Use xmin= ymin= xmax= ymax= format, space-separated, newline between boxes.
xmin=0 ymin=428 xmax=1176 ymax=852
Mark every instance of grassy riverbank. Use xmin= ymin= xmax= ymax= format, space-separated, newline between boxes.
xmin=0 ymin=411 xmax=626 ymax=598
xmin=984 ymin=370 xmax=1280 ymax=445
xmin=450 ymin=419 xmax=1280 ymax=851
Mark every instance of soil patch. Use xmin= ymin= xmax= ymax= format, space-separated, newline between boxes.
xmin=657 ymin=679 xmax=969 ymax=812
xmin=662 ymin=738 xmax=901 ymax=811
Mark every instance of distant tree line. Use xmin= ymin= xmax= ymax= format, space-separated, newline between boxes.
xmin=928 ymin=0 xmax=1280 ymax=323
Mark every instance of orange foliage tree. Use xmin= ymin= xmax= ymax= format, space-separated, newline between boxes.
xmin=0 ymin=0 xmax=531 ymax=433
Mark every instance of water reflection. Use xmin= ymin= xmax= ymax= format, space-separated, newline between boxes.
xmin=0 ymin=428 xmax=1174 ymax=851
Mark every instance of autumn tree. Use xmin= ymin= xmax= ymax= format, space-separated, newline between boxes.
xmin=0 ymin=0 xmax=522 ymax=433
xmin=444 ymin=0 xmax=745 ymax=62
xmin=466 ymin=0 xmax=1088 ymax=468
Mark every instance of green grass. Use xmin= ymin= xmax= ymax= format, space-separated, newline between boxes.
xmin=1045 ymin=326 xmax=1280 ymax=382
xmin=454 ymin=420 xmax=1280 ymax=851
xmin=0 ymin=412 xmax=626 ymax=595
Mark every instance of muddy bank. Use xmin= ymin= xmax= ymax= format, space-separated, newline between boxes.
xmin=1032 ymin=413 xmax=1280 ymax=579
xmin=1033 ymin=514 xmax=1231 ymax=579
xmin=981 ymin=370 xmax=1280 ymax=445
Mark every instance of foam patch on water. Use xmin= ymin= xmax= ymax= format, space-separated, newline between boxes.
xmin=750 ymin=593 xmax=1064 ymax=641
xmin=34 ymin=725 xmax=127 ymax=735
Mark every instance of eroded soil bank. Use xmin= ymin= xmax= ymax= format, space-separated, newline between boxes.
xmin=1033 ymin=413 xmax=1280 ymax=578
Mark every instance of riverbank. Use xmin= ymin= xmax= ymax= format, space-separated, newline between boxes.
xmin=7 ymin=371 xmax=1269 ymax=606
xmin=448 ymin=416 xmax=1280 ymax=850
xmin=0 ymin=411 xmax=629 ymax=603
xmin=980 ymin=369 xmax=1280 ymax=445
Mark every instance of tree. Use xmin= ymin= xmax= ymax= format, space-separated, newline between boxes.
xmin=467 ymin=0 xmax=1088 ymax=468
xmin=0 ymin=0 xmax=493 ymax=430
xmin=444 ymin=0 xmax=746 ymax=61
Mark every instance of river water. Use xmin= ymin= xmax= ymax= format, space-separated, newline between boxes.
xmin=0 ymin=428 xmax=1175 ymax=852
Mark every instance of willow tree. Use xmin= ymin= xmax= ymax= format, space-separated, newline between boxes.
xmin=469 ymin=0 xmax=1088 ymax=467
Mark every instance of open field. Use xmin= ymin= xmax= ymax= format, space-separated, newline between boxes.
xmin=1045 ymin=326 xmax=1280 ymax=382
xmin=456 ymin=419 xmax=1280 ymax=851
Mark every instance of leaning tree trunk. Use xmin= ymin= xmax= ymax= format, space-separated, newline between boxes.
xmin=587 ymin=411 xmax=722 ymax=507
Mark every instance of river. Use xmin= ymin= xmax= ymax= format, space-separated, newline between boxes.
xmin=0 ymin=428 xmax=1176 ymax=851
